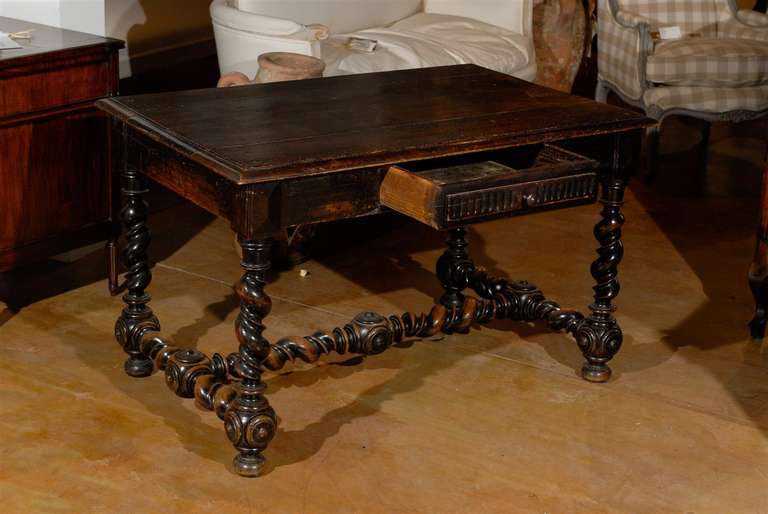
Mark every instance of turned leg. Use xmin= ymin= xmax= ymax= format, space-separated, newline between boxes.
xmin=225 ymin=237 xmax=277 ymax=477
xmin=749 ymin=163 xmax=768 ymax=339
xmin=114 ymin=158 xmax=160 ymax=377
xmin=436 ymin=227 xmax=472 ymax=309
xmin=436 ymin=227 xmax=475 ymax=335
xmin=576 ymin=160 xmax=628 ymax=382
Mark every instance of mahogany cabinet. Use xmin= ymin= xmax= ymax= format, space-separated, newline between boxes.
xmin=0 ymin=17 xmax=123 ymax=271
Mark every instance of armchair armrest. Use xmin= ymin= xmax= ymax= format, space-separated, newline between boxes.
xmin=210 ymin=0 xmax=326 ymax=77
xmin=735 ymin=9 xmax=768 ymax=28
xmin=613 ymin=10 xmax=655 ymax=30
xmin=597 ymin=0 xmax=653 ymax=101
xmin=211 ymin=0 xmax=324 ymax=41
xmin=719 ymin=9 xmax=768 ymax=41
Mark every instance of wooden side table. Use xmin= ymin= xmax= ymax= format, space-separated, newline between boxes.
xmin=0 ymin=18 xmax=123 ymax=271
xmin=97 ymin=65 xmax=653 ymax=476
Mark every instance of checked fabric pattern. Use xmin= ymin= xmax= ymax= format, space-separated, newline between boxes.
xmin=647 ymin=38 xmax=768 ymax=87
xmin=644 ymin=85 xmax=768 ymax=115
xmin=597 ymin=0 xmax=768 ymax=116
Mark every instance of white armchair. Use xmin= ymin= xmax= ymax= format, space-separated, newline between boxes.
xmin=595 ymin=0 xmax=768 ymax=178
xmin=211 ymin=0 xmax=536 ymax=81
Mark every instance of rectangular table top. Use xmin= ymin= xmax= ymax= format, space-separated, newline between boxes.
xmin=97 ymin=65 xmax=653 ymax=186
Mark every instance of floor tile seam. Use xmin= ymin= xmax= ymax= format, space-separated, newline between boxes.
xmin=0 ymin=369 xmax=195 ymax=421
xmin=155 ymin=262 xmax=351 ymax=320
xmin=458 ymin=345 xmax=768 ymax=431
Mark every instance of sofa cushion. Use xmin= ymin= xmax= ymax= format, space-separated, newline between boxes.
xmin=322 ymin=13 xmax=532 ymax=78
xmin=643 ymin=84 xmax=768 ymax=115
xmin=646 ymin=38 xmax=768 ymax=87
xmin=230 ymin=0 xmax=422 ymax=34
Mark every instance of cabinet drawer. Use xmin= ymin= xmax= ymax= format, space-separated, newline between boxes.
xmin=380 ymin=145 xmax=599 ymax=229
xmin=0 ymin=60 xmax=110 ymax=118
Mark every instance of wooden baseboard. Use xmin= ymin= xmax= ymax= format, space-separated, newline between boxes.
xmin=118 ymin=36 xmax=218 ymax=80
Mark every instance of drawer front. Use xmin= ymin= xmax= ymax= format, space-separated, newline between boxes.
xmin=381 ymin=144 xmax=600 ymax=229
xmin=446 ymin=172 xmax=599 ymax=223
xmin=0 ymin=59 xmax=110 ymax=118
xmin=0 ymin=108 xmax=110 ymax=252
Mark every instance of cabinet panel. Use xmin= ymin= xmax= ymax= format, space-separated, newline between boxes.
xmin=0 ymin=109 xmax=110 ymax=261
xmin=0 ymin=60 xmax=110 ymax=118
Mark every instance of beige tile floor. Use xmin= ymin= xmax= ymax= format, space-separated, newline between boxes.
xmin=1 ymin=119 xmax=767 ymax=513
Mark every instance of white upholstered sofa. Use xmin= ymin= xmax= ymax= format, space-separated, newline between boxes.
xmin=210 ymin=0 xmax=536 ymax=81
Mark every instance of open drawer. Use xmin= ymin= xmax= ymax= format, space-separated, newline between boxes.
xmin=380 ymin=144 xmax=600 ymax=230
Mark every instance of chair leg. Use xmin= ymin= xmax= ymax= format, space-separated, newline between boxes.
xmin=644 ymin=124 xmax=661 ymax=184
xmin=698 ymin=121 xmax=711 ymax=177
xmin=595 ymin=79 xmax=610 ymax=103
xmin=750 ymin=163 xmax=768 ymax=339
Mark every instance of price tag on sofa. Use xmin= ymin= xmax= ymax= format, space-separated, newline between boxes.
xmin=658 ymin=26 xmax=682 ymax=39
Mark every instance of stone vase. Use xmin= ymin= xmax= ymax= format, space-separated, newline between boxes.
xmin=533 ymin=0 xmax=587 ymax=92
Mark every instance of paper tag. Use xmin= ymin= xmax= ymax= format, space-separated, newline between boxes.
xmin=346 ymin=37 xmax=377 ymax=53
xmin=0 ymin=32 xmax=23 ymax=50
xmin=658 ymin=26 xmax=682 ymax=40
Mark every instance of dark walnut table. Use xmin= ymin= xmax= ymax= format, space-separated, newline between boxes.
xmin=97 ymin=65 xmax=653 ymax=477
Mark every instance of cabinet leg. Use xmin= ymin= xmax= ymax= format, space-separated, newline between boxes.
xmin=225 ymin=237 xmax=277 ymax=477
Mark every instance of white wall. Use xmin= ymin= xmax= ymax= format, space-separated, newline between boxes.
xmin=0 ymin=0 xmax=214 ymax=77
xmin=0 ymin=1 xmax=63 ymax=29
xmin=107 ymin=0 xmax=214 ymax=77
xmin=61 ymin=0 xmax=106 ymax=35
xmin=0 ymin=0 xmax=105 ymax=35
xmin=106 ymin=0 xmax=213 ymax=59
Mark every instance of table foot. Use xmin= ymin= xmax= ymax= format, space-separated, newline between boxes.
xmin=234 ymin=452 xmax=266 ymax=477
xmin=575 ymin=316 xmax=622 ymax=383
xmin=124 ymin=354 xmax=154 ymax=377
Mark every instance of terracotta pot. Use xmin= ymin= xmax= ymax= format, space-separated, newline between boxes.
xmin=255 ymin=52 xmax=326 ymax=83
xmin=217 ymin=52 xmax=326 ymax=88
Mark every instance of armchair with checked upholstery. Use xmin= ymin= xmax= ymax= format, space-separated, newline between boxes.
xmin=595 ymin=0 xmax=768 ymax=177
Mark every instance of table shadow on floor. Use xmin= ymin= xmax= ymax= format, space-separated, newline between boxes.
xmin=630 ymin=116 xmax=768 ymax=437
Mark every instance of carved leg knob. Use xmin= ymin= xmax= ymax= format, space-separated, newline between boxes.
xmin=575 ymin=317 xmax=623 ymax=383
xmin=115 ymin=309 xmax=160 ymax=378
xmin=350 ymin=312 xmax=394 ymax=355
xmin=165 ymin=350 xmax=214 ymax=398
xmin=224 ymin=384 xmax=277 ymax=477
